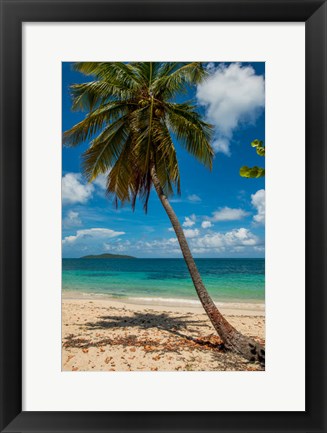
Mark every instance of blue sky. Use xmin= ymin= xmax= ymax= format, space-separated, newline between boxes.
xmin=62 ymin=62 xmax=265 ymax=258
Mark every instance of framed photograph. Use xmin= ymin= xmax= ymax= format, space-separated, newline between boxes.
xmin=0 ymin=0 xmax=326 ymax=432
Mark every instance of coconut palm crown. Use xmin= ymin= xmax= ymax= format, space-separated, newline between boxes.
xmin=63 ymin=62 xmax=214 ymax=211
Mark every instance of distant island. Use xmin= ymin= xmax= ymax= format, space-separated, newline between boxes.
xmin=80 ymin=253 xmax=136 ymax=259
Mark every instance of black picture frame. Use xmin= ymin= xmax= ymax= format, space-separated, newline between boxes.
xmin=0 ymin=0 xmax=326 ymax=432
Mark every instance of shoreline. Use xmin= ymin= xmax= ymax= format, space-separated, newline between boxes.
xmin=62 ymin=290 xmax=265 ymax=316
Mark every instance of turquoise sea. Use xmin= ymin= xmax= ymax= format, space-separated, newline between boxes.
xmin=62 ymin=258 xmax=265 ymax=306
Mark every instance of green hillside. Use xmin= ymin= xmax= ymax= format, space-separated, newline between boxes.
xmin=80 ymin=253 xmax=136 ymax=259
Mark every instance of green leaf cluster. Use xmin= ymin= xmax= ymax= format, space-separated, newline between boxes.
xmin=63 ymin=62 xmax=214 ymax=212
xmin=251 ymin=139 xmax=265 ymax=156
xmin=240 ymin=139 xmax=265 ymax=178
xmin=239 ymin=165 xmax=265 ymax=178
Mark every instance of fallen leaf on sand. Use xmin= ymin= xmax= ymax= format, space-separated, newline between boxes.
xmin=82 ymin=348 xmax=89 ymax=353
xmin=105 ymin=356 xmax=113 ymax=364
xmin=72 ymin=366 xmax=78 ymax=371
xmin=66 ymin=355 xmax=75 ymax=363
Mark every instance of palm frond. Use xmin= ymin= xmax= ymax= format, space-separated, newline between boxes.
xmin=152 ymin=121 xmax=180 ymax=196
xmin=128 ymin=104 xmax=155 ymax=175
xmin=70 ymin=81 xmax=137 ymax=112
xmin=130 ymin=62 xmax=162 ymax=86
xmin=164 ymin=102 xmax=214 ymax=169
xmin=107 ymin=137 xmax=134 ymax=204
xmin=63 ymin=101 xmax=132 ymax=146
xmin=73 ymin=62 xmax=143 ymax=91
xmin=155 ymin=62 xmax=180 ymax=79
xmin=151 ymin=62 xmax=207 ymax=99
xmin=81 ymin=116 xmax=130 ymax=181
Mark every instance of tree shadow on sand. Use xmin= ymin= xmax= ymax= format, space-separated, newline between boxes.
xmin=64 ymin=312 xmax=224 ymax=353
xmin=86 ymin=312 xmax=206 ymax=332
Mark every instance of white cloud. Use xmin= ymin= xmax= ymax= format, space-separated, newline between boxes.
xmin=254 ymin=246 xmax=265 ymax=252
xmin=206 ymin=62 xmax=215 ymax=71
xmin=197 ymin=63 xmax=265 ymax=155
xmin=192 ymin=248 xmax=206 ymax=254
xmin=251 ymin=189 xmax=265 ymax=225
xmin=211 ymin=207 xmax=250 ymax=222
xmin=134 ymin=237 xmax=181 ymax=255
xmin=62 ymin=228 xmax=125 ymax=245
xmin=187 ymin=194 xmax=201 ymax=202
xmin=224 ymin=227 xmax=258 ymax=246
xmin=92 ymin=172 xmax=111 ymax=190
xmin=211 ymin=138 xmax=231 ymax=156
xmin=183 ymin=228 xmax=200 ymax=238
xmin=233 ymin=246 xmax=245 ymax=252
xmin=63 ymin=225 xmax=263 ymax=257
xmin=182 ymin=215 xmax=196 ymax=227
xmin=201 ymin=221 xmax=212 ymax=229
xmin=63 ymin=210 xmax=82 ymax=228
xmin=131 ymin=227 xmax=263 ymax=256
xmin=191 ymin=228 xmax=260 ymax=252
xmin=104 ymin=240 xmax=131 ymax=253
xmin=62 ymin=173 xmax=94 ymax=205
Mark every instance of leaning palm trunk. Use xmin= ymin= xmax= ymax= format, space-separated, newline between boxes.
xmin=151 ymin=167 xmax=265 ymax=364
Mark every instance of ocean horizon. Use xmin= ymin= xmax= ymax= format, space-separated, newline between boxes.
xmin=62 ymin=258 xmax=265 ymax=307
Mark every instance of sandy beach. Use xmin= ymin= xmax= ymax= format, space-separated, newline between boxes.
xmin=62 ymin=295 xmax=265 ymax=371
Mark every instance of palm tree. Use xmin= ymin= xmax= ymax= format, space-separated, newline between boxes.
xmin=63 ymin=62 xmax=265 ymax=364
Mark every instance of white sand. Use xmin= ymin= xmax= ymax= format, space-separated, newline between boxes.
xmin=62 ymin=297 xmax=265 ymax=372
